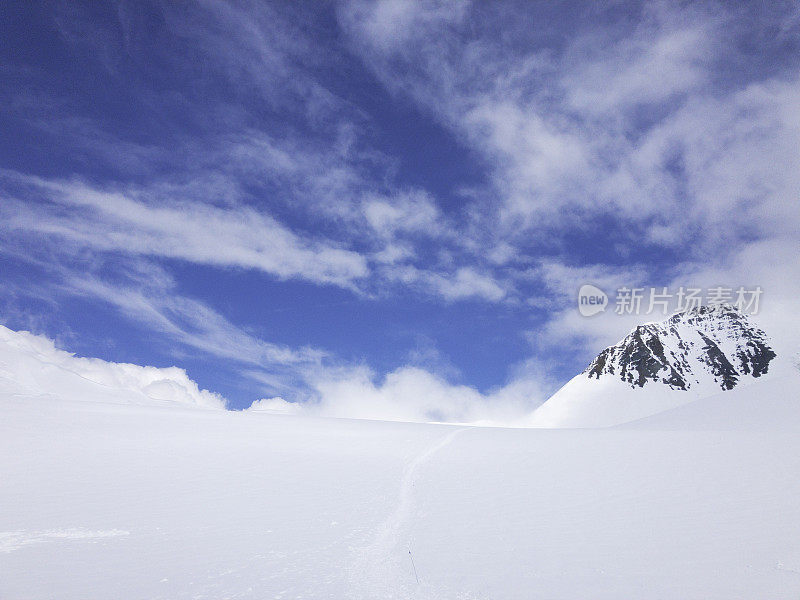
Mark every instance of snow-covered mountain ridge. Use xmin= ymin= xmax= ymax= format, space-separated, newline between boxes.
xmin=585 ymin=304 xmax=776 ymax=391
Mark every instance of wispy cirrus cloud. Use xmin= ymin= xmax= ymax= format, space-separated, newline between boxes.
xmin=0 ymin=246 xmax=327 ymax=399
xmin=1 ymin=1 xmax=515 ymax=308
xmin=63 ymin=266 xmax=324 ymax=370
xmin=0 ymin=168 xmax=514 ymax=304
xmin=0 ymin=172 xmax=369 ymax=289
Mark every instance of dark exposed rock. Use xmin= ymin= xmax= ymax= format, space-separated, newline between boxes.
xmin=697 ymin=332 xmax=739 ymax=390
xmin=582 ymin=304 xmax=776 ymax=391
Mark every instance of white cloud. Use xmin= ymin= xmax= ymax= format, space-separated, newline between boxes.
xmin=64 ymin=271 xmax=323 ymax=369
xmin=338 ymin=0 xmax=800 ymax=252
xmin=0 ymin=249 xmax=327 ymax=399
xmin=0 ymin=324 xmax=226 ymax=409
xmin=156 ymin=1 xmax=351 ymax=126
xmin=246 ymin=396 xmax=301 ymax=414
xmin=342 ymin=0 xmax=469 ymax=53
xmin=372 ymin=243 xmax=414 ymax=265
xmin=384 ymin=264 xmax=509 ymax=302
xmin=0 ymin=164 xmax=517 ymax=305
xmin=531 ymin=234 xmax=800 ymax=374
xmin=464 ymin=102 xmax=591 ymax=221
xmin=335 ymin=1 xmax=800 ymax=380
xmin=0 ymin=173 xmax=368 ymax=290
xmin=562 ymin=11 xmax=716 ymax=114
xmin=667 ymin=237 xmax=800 ymax=362
xmin=304 ymin=363 xmax=548 ymax=426
xmin=527 ymin=260 xmax=654 ymax=357
xmin=362 ymin=189 xmax=441 ymax=238
xmin=430 ymin=267 xmax=508 ymax=302
xmin=535 ymin=260 xmax=649 ymax=304
xmin=0 ymin=319 xmax=549 ymax=425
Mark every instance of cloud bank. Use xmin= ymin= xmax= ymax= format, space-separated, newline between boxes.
xmin=0 ymin=325 xmax=226 ymax=410
xmin=0 ymin=323 xmax=548 ymax=425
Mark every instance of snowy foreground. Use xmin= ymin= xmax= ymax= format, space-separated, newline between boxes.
xmin=3 ymin=375 xmax=800 ymax=599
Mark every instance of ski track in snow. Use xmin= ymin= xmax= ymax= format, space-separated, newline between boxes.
xmin=349 ymin=426 xmax=474 ymax=599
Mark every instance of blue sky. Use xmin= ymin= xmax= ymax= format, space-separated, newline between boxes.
xmin=1 ymin=1 xmax=799 ymax=417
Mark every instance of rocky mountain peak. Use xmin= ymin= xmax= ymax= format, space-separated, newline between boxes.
xmin=584 ymin=304 xmax=776 ymax=391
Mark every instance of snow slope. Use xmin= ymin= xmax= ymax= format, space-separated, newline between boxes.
xmin=623 ymin=372 xmax=800 ymax=431
xmin=527 ymin=371 xmax=704 ymax=428
xmin=3 ymin=374 xmax=800 ymax=599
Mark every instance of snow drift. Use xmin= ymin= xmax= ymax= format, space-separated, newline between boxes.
xmin=0 ymin=325 xmax=226 ymax=409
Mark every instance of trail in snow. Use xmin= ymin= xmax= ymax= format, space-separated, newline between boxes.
xmin=5 ymin=390 xmax=800 ymax=599
xmin=349 ymin=427 xmax=470 ymax=599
